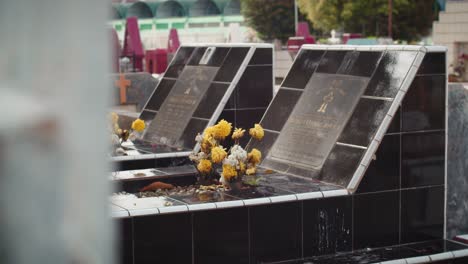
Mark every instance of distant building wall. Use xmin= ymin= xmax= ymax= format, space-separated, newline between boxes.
xmin=433 ymin=0 xmax=468 ymax=79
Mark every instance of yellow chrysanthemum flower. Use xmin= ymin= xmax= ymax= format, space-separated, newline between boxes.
xmin=238 ymin=161 xmax=246 ymax=173
xmin=249 ymin=124 xmax=264 ymax=140
xmin=222 ymin=164 xmax=237 ymax=181
xmin=212 ymin=119 xmax=232 ymax=140
xmin=248 ymin=148 xmax=262 ymax=165
xmin=197 ymin=159 xmax=212 ymax=174
xmin=211 ymin=146 xmax=227 ymax=163
xmin=203 ymin=126 xmax=215 ymax=140
xmin=110 ymin=112 xmax=119 ymax=124
xmin=131 ymin=119 xmax=146 ymax=132
xmin=232 ymin=128 xmax=246 ymax=140
xmin=246 ymin=167 xmax=257 ymax=175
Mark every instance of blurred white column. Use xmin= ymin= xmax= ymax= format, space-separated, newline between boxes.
xmin=0 ymin=0 xmax=113 ymax=263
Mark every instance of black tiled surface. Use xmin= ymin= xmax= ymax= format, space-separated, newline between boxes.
xmin=265 ymin=240 xmax=468 ymax=264
xmin=144 ymin=78 xmax=176 ymax=111
xmin=353 ymin=191 xmax=400 ymax=249
xmin=249 ymin=202 xmax=302 ymax=263
xmin=165 ymin=47 xmax=195 ymax=78
xmin=261 ymin=89 xmax=302 ymax=132
xmin=133 ymin=213 xmax=192 ymax=264
xmin=116 ymin=218 xmax=133 ymax=264
xmin=193 ymin=82 xmax=229 ymax=119
xmin=236 ymin=109 xmax=268 ymax=146
xmin=315 ymin=50 xmax=347 ymax=74
xmin=225 ymin=185 xmax=293 ymax=199
xmin=336 ymin=51 xmax=360 ymax=75
xmin=318 ymin=145 xmax=365 ymax=187
xmin=348 ymin=51 xmax=383 ymax=77
xmin=417 ymin=52 xmax=446 ymax=74
xmin=387 ymin=107 xmax=401 ymax=133
xmin=193 ymin=207 xmax=249 ymax=264
xmin=401 ymin=131 xmax=445 ymax=188
xmin=187 ymin=47 xmax=208 ymax=65
xmin=364 ymin=51 xmax=418 ymax=98
xmin=357 ymin=135 xmax=400 ymax=193
xmin=245 ymin=130 xmax=278 ymax=159
xmin=206 ymin=47 xmax=231 ymax=67
xmin=179 ymin=118 xmax=209 ymax=149
xmin=139 ymin=110 xmax=156 ymax=122
xmin=214 ymin=47 xmax=249 ymax=82
xmin=249 ymin=48 xmax=273 ymax=65
xmin=282 ymin=50 xmax=324 ymax=89
xmin=401 ymin=186 xmax=445 ymax=243
xmin=338 ymin=98 xmax=392 ymax=146
xmin=236 ymin=65 xmax=273 ymax=108
xmin=303 ymin=196 xmax=352 ymax=257
xmin=402 ymin=75 xmax=446 ymax=132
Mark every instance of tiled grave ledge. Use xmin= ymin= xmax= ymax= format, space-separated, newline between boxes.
xmin=266 ymin=240 xmax=468 ymax=264
xmin=111 ymin=167 xmax=347 ymax=218
xmin=110 ymin=140 xmax=191 ymax=162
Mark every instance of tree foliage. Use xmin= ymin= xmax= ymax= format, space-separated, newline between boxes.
xmin=241 ymin=0 xmax=295 ymax=43
xmin=298 ymin=0 xmax=436 ymax=41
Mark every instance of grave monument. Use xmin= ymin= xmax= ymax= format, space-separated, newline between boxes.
xmin=111 ymin=45 xmax=468 ymax=264
xmin=112 ymin=43 xmax=274 ymax=171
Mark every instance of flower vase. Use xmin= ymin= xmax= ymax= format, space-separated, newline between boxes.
xmin=227 ymin=177 xmax=243 ymax=192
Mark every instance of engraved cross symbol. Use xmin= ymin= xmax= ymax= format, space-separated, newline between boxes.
xmin=115 ymin=74 xmax=131 ymax=104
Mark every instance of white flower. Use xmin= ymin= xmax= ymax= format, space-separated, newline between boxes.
xmin=223 ymin=154 xmax=238 ymax=167
xmin=197 ymin=152 xmax=208 ymax=159
xmin=219 ymin=175 xmax=227 ymax=185
xmin=128 ymin=132 xmax=137 ymax=141
xmin=195 ymin=133 xmax=203 ymax=143
xmin=230 ymin=144 xmax=247 ymax=162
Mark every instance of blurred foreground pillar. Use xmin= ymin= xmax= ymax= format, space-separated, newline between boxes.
xmin=0 ymin=0 xmax=113 ymax=263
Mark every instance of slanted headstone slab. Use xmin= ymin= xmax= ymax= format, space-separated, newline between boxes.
xmin=138 ymin=44 xmax=273 ymax=151
xmin=249 ymin=45 xmax=429 ymax=191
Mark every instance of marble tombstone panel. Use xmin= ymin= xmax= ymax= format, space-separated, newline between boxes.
xmin=250 ymin=45 xmax=428 ymax=191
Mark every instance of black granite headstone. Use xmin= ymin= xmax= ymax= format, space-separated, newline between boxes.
xmin=134 ymin=44 xmax=273 ymax=152
xmin=250 ymin=46 xmax=427 ymax=190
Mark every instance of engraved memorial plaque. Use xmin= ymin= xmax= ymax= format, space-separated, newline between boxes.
xmin=268 ymin=73 xmax=369 ymax=170
xmin=144 ymin=65 xmax=218 ymax=146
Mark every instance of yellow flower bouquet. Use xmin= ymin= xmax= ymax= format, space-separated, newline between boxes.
xmin=189 ymin=119 xmax=264 ymax=189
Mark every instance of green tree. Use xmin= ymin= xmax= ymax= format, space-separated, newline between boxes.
xmin=241 ymin=0 xmax=295 ymax=43
xmin=298 ymin=0 xmax=436 ymax=41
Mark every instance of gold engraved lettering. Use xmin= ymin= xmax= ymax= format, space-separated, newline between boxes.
xmin=317 ymin=79 xmax=346 ymax=113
